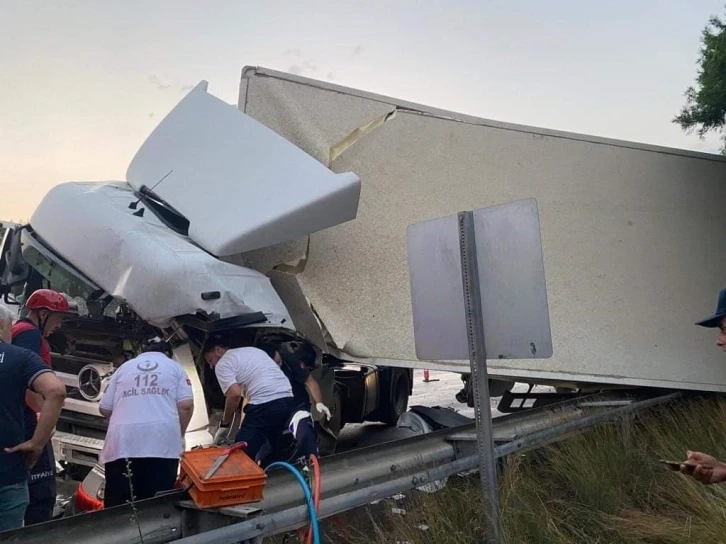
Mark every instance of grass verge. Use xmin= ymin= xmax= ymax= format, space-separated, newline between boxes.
xmin=317 ymin=395 xmax=726 ymax=543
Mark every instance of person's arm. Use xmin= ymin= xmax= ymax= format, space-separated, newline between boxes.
xmin=213 ymin=360 xmax=242 ymax=444
xmin=178 ymin=399 xmax=194 ymax=434
xmin=176 ymin=370 xmax=195 ymax=435
xmin=306 ymin=375 xmax=332 ymax=420
xmin=221 ymin=383 xmax=242 ymax=426
xmin=98 ymin=372 xmax=118 ymax=419
xmin=25 ymin=389 xmax=44 ymax=414
xmin=285 ymin=356 xmax=331 ymax=420
xmin=27 ymin=372 xmax=66 ymax=447
xmin=15 ymin=329 xmax=45 ymax=412
xmin=304 ymin=375 xmax=323 ymax=405
xmin=5 ymin=354 xmax=66 ymax=468
xmin=681 ymin=450 xmax=726 ymax=484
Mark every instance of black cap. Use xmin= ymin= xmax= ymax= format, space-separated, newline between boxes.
xmin=696 ymin=288 xmax=726 ymax=328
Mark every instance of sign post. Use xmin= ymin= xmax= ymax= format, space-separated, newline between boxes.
xmin=406 ymin=198 xmax=553 ymax=543
xmin=458 ymin=211 xmax=501 ymax=543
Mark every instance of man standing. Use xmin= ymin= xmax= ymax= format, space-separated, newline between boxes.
xmin=0 ymin=305 xmax=66 ymax=532
xmin=203 ymin=337 xmax=294 ymax=462
xmin=257 ymin=340 xmax=331 ymax=460
xmin=99 ymin=341 xmax=194 ymax=508
xmin=11 ymin=289 xmax=71 ymax=525
xmin=680 ymin=288 xmax=726 ymax=484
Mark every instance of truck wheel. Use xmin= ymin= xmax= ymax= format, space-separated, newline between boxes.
xmin=381 ymin=372 xmax=410 ymax=426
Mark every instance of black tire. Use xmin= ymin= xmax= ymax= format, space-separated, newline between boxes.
xmin=381 ymin=372 xmax=410 ymax=426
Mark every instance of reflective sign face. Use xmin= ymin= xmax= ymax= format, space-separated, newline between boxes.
xmin=406 ymin=198 xmax=553 ymax=361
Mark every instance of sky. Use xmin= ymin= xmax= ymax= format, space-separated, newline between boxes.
xmin=0 ymin=0 xmax=723 ymax=221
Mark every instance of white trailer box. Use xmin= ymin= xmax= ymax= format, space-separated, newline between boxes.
xmin=235 ymin=66 xmax=726 ymax=393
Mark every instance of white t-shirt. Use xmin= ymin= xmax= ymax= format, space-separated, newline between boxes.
xmin=99 ymin=352 xmax=194 ymax=464
xmin=214 ymin=347 xmax=293 ymax=406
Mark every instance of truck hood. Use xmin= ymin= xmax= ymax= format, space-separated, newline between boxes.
xmin=29 ymin=181 xmax=293 ymax=329
xmin=125 ymin=81 xmax=361 ymax=257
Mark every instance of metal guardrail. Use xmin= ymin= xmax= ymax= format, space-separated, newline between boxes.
xmin=2 ymin=389 xmax=682 ymax=544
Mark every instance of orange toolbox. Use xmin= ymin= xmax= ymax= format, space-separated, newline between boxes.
xmin=179 ymin=443 xmax=267 ymax=509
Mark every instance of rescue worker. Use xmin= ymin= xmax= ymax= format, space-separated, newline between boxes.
xmin=98 ymin=340 xmax=194 ymax=507
xmin=11 ymin=289 xmax=71 ymax=525
xmin=203 ymin=337 xmax=295 ymax=462
xmin=257 ymin=340 xmax=331 ymax=461
xmin=679 ymin=287 xmax=726 ymax=484
xmin=0 ymin=304 xmax=66 ymax=533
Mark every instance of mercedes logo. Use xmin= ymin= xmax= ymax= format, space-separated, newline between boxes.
xmin=78 ymin=365 xmax=103 ymax=402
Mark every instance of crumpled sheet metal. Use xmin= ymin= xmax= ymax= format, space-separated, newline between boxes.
xmin=29 ymin=181 xmax=293 ymax=329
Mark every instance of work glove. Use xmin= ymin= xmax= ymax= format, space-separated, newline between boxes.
xmin=213 ymin=424 xmax=231 ymax=445
xmin=315 ymin=402 xmax=332 ymax=421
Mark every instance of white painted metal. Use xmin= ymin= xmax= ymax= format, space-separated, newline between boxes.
xmin=238 ymin=66 xmax=726 ymax=392
xmin=407 ymin=198 xmax=552 ymax=361
xmin=29 ymin=181 xmax=292 ymax=329
xmin=126 ymin=81 xmax=361 ymax=257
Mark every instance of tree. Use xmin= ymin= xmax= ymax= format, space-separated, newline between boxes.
xmin=674 ymin=9 xmax=726 ymax=153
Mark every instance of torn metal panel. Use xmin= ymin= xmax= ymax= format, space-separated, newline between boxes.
xmin=267 ymin=270 xmax=326 ymax=350
xmin=329 ymin=109 xmax=397 ymax=164
xmin=223 ymin=236 xmax=310 ymax=276
xmin=240 ymin=72 xmax=398 ymax=166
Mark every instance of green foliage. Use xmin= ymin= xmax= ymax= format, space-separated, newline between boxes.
xmin=674 ymin=8 xmax=726 ymax=152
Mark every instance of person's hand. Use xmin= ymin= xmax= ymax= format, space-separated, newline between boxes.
xmin=213 ymin=424 xmax=231 ymax=445
xmin=5 ymin=440 xmax=44 ymax=469
xmin=315 ymin=402 xmax=332 ymax=421
xmin=681 ymin=451 xmax=726 ymax=485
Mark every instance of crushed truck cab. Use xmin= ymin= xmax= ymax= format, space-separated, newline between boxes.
xmin=0 ymin=82 xmax=413 ymax=507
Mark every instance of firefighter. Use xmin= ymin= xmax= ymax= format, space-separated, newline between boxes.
xmin=11 ymin=289 xmax=71 ymax=526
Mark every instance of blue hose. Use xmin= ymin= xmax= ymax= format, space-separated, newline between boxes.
xmin=265 ymin=461 xmax=320 ymax=544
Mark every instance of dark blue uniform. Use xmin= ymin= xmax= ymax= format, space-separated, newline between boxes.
xmin=280 ymin=353 xmax=313 ymax=411
xmin=279 ymin=353 xmax=319 ymax=459
xmin=12 ymin=326 xmax=57 ymax=525
xmin=0 ymin=341 xmax=52 ymax=532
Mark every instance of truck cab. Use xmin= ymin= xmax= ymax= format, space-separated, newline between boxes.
xmin=0 ymin=81 xmax=412 ymax=512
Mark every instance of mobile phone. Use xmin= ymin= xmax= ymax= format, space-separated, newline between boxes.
xmin=659 ymin=459 xmax=712 ymax=473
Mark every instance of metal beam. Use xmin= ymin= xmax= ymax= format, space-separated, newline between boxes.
xmin=2 ymin=390 xmax=681 ymax=544
xmin=172 ymin=456 xmax=480 ymax=544
xmin=173 ymin=390 xmax=683 ymax=544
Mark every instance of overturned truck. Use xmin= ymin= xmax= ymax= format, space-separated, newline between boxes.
xmin=236 ymin=67 xmax=726 ymax=392
xmin=3 ymin=67 xmax=726 ymax=512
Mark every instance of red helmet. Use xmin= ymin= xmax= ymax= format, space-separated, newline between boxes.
xmin=25 ymin=289 xmax=70 ymax=313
